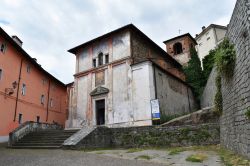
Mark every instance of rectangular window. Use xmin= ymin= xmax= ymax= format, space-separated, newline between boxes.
xmin=36 ymin=116 xmax=40 ymax=123
xmin=41 ymin=95 xmax=45 ymax=104
xmin=50 ymin=98 xmax=53 ymax=107
xmin=98 ymin=53 xmax=103 ymax=66
xmin=105 ymin=54 xmax=109 ymax=64
xmin=93 ymin=59 xmax=96 ymax=68
xmin=0 ymin=69 xmax=2 ymax=80
xmin=18 ymin=113 xmax=22 ymax=124
xmin=27 ymin=64 xmax=31 ymax=73
xmin=21 ymin=84 xmax=26 ymax=96
xmin=0 ymin=43 xmax=6 ymax=53
xmin=207 ymin=37 xmax=210 ymax=41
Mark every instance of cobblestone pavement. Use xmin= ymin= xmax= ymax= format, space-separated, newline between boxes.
xmin=0 ymin=147 xmax=165 ymax=166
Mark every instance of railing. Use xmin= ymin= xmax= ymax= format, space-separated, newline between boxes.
xmin=8 ymin=121 xmax=63 ymax=147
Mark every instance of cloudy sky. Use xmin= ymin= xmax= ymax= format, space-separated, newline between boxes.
xmin=0 ymin=0 xmax=236 ymax=83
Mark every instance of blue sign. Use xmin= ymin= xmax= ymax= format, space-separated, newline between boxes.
xmin=151 ymin=99 xmax=160 ymax=120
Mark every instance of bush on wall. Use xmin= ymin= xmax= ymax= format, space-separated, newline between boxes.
xmin=214 ymin=38 xmax=236 ymax=114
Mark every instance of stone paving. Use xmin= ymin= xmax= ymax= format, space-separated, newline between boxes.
xmin=0 ymin=145 xmax=223 ymax=166
xmin=88 ymin=149 xmax=223 ymax=166
xmin=0 ymin=146 xmax=164 ymax=166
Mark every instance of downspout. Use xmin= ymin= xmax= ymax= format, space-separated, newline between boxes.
xmin=153 ymin=64 xmax=158 ymax=99
xmin=13 ymin=59 xmax=23 ymax=122
xmin=46 ymin=80 xmax=51 ymax=122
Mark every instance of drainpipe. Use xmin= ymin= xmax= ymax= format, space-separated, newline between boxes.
xmin=153 ymin=64 xmax=158 ymax=99
xmin=46 ymin=80 xmax=51 ymax=122
xmin=13 ymin=59 xmax=23 ymax=122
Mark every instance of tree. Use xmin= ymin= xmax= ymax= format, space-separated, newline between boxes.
xmin=183 ymin=48 xmax=204 ymax=100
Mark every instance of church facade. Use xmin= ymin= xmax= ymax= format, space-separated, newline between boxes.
xmin=66 ymin=24 xmax=197 ymax=128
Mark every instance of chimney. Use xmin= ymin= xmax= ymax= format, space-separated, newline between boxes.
xmin=202 ymin=26 xmax=206 ymax=30
xmin=196 ymin=34 xmax=199 ymax=38
xmin=12 ymin=36 xmax=23 ymax=47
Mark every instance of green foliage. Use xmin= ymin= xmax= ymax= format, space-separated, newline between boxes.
xmin=183 ymin=48 xmax=204 ymax=100
xmin=215 ymin=38 xmax=236 ymax=79
xmin=186 ymin=153 xmax=208 ymax=162
xmin=214 ymin=75 xmax=223 ymax=115
xmin=213 ymin=38 xmax=236 ymax=115
xmin=202 ymin=49 xmax=216 ymax=85
xmin=126 ymin=148 xmax=143 ymax=153
xmin=168 ymin=147 xmax=185 ymax=155
xmin=135 ymin=155 xmax=152 ymax=160
xmin=245 ymin=108 xmax=250 ymax=119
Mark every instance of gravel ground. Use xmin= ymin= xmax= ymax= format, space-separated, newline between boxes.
xmin=0 ymin=147 xmax=165 ymax=166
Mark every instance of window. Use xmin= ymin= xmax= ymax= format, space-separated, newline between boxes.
xmin=173 ymin=42 xmax=183 ymax=55
xmin=199 ymin=42 xmax=203 ymax=46
xmin=50 ymin=98 xmax=53 ymax=107
xmin=0 ymin=43 xmax=6 ymax=53
xmin=21 ymin=84 xmax=26 ymax=96
xmin=207 ymin=37 xmax=211 ymax=41
xmin=93 ymin=59 xmax=97 ymax=68
xmin=41 ymin=95 xmax=45 ymax=104
xmin=36 ymin=116 xmax=40 ymax=123
xmin=98 ymin=52 xmax=103 ymax=66
xmin=27 ymin=65 xmax=31 ymax=73
xmin=18 ymin=113 xmax=22 ymax=124
xmin=0 ymin=69 xmax=2 ymax=80
xmin=105 ymin=54 xmax=109 ymax=64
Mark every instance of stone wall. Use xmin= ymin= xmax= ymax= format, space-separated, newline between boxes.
xmin=220 ymin=0 xmax=250 ymax=159
xmin=200 ymin=67 xmax=217 ymax=108
xmin=64 ymin=123 xmax=220 ymax=149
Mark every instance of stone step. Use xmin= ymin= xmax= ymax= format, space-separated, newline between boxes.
xmin=13 ymin=143 xmax=62 ymax=146
xmin=10 ymin=146 xmax=61 ymax=149
xmin=10 ymin=129 xmax=79 ymax=149
xmin=18 ymin=140 xmax=65 ymax=143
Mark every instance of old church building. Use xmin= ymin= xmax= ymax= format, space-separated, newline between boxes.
xmin=66 ymin=24 xmax=197 ymax=128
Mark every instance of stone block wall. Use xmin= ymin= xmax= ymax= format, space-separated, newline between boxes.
xmin=67 ymin=123 xmax=220 ymax=149
xmin=220 ymin=0 xmax=250 ymax=159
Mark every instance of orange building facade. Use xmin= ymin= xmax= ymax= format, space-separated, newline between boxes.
xmin=0 ymin=27 xmax=68 ymax=142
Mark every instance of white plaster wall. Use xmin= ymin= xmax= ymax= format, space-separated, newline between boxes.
xmin=76 ymin=31 xmax=131 ymax=74
xmin=75 ymin=75 xmax=88 ymax=126
xmin=112 ymin=31 xmax=130 ymax=61
xmin=78 ymin=49 xmax=91 ymax=72
xmin=131 ymin=62 xmax=155 ymax=125
xmin=112 ymin=63 xmax=133 ymax=124
xmin=215 ymin=28 xmax=227 ymax=43
xmin=196 ymin=28 xmax=217 ymax=62
xmin=93 ymin=40 xmax=109 ymax=59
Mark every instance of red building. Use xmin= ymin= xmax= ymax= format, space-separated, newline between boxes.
xmin=0 ymin=27 xmax=68 ymax=142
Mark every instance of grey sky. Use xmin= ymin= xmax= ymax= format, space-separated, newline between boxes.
xmin=0 ymin=0 xmax=237 ymax=83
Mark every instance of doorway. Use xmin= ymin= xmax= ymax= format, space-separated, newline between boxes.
xmin=96 ymin=99 xmax=105 ymax=125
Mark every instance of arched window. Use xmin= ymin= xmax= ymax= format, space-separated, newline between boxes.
xmin=98 ymin=52 xmax=103 ymax=66
xmin=173 ymin=42 xmax=183 ymax=55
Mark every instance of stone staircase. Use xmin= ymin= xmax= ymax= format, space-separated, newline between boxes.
xmin=11 ymin=129 xmax=79 ymax=149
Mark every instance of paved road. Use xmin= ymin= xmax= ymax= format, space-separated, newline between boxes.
xmin=0 ymin=147 xmax=165 ymax=166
